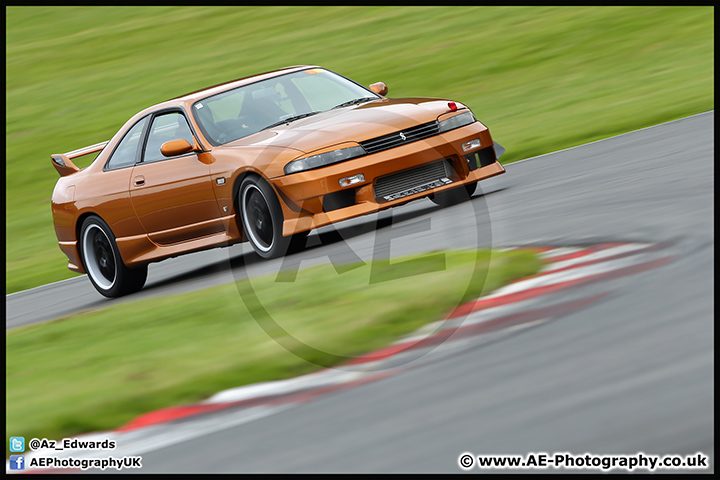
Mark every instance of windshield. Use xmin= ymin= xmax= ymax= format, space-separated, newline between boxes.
xmin=191 ymin=68 xmax=379 ymax=145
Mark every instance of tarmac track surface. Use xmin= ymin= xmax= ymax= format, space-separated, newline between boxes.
xmin=7 ymin=112 xmax=714 ymax=473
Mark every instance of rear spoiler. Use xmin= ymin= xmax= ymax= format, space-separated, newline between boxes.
xmin=51 ymin=141 xmax=109 ymax=177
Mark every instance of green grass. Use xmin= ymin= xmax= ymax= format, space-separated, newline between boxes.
xmin=5 ymin=6 xmax=714 ymax=293
xmin=7 ymin=249 xmax=543 ymax=447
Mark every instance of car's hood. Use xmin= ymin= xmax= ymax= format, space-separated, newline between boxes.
xmin=224 ymin=97 xmax=461 ymax=155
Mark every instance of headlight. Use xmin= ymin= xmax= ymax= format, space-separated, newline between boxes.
xmin=284 ymin=145 xmax=366 ymax=174
xmin=438 ymin=111 xmax=475 ymax=133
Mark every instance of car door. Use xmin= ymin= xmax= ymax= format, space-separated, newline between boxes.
xmin=129 ymin=110 xmax=222 ymax=245
xmin=92 ymin=116 xmax=149 ymax=241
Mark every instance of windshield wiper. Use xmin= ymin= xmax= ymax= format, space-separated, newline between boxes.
xmin=331 ymin=97 xmax=376 ymax=109
xmin=263 ymin=111 xmax=321 ymax=130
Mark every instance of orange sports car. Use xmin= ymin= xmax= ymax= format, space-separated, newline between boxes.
xmin=51 ymin=66 xmax=506 ymax=297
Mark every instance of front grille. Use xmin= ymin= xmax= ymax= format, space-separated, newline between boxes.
xmin=360 ymin=121 xmax=440 ymax=155
xmin=374 ymin=160 xmax=453 ymax=201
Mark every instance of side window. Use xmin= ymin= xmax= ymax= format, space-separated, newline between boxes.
xmin=143 ymin=112 xmax=196 ymax=163
xmin=105 ymin=117 xmax=148 ymax=170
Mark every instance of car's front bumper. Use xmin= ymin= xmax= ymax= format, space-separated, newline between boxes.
xmin=271 ymin=121 xmax=506 ymax=236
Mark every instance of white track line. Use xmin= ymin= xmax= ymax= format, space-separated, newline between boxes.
xmin=205 ymin=369 xmax=367 ymax=404
xmin=6 ymin=276 xmax=83 ymax=297
xmin=538 ymin=247 xmax=588 ymax=259
xmin=506 ymin=110 xmax=713 ymax=166
xmin=483 ymin=252 xmax=660 ymax=299
xmin=540 ymin=243 xmax=653 ymax=272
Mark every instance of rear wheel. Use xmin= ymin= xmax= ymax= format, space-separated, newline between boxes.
xmin=80 ymin=216 xmax=147 ymax=297
xmin=429 ymin=181 xmax=477 ymax=207
xmin=239 ymin=175 xmax=303 ymax=259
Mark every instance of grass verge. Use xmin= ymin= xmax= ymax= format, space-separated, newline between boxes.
xmin=7 ymin=249 xmax=542 ymax=449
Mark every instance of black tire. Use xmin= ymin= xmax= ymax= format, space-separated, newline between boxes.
xmin=429 ymin=181 xmax=477 ymax=207
xmin=287 ymin=229 xmax=310 ymax=254
xmin=464 ymin=181 xmax=478 ymax=198
xmin=79 ymin=216 xmax=147 ymax=297
xmin=239 ymin=175 xmax=298 ymax=259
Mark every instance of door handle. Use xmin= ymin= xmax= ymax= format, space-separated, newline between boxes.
xmin=134 ymin=175 xmax=145 ymax=187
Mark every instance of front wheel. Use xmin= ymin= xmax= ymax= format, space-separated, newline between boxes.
xmin=239 ymin=175 xmax=298 ymax=259
xmin=80 ymin=216 xmax=147 ymax=297
xmin=429 ymin=181 xmax=477 ymax=207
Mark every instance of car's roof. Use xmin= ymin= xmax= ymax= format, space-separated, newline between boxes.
xmin=170 ymin=65 xmax=315 ymax=101
xmin=155 ymin=65 xmax=316 ymax=110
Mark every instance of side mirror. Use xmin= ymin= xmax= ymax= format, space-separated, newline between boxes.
xmin=161 ymin=139 xmax=201 ymax=157
xmin=369 ymin=82 xmax=388 ymax=96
